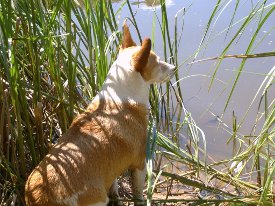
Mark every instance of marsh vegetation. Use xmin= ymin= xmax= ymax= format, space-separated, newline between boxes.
xmin=0 ymin=0 xmax=274 ymax=205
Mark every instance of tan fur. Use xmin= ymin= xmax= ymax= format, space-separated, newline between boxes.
xmin=25 ymin=100 xmax=148 ymax=206
xmin=25 ymin=22 xmax=175 ymax=206
xmin=132 ymin=38 xmax=151 ymax=73
xmin=121 ymin=20 xmax=137 ymax=49
xmin=132 ymin=48 xmax=159 ymax=81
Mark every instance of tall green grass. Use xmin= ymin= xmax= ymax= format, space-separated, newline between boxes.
xmin=0 ymin=0 xmax=274 ymax=205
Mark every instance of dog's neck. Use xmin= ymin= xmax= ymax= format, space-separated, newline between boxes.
xmin=92 ymin=53 xmax=150 ymax=107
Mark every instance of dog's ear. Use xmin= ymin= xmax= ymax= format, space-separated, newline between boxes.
xmin=121 ymin=21 xmax=137 ymax=49
xmin=132 ymin=38 xmax=151 ymax=73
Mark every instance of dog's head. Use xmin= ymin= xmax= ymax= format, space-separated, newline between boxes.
xmin=118 ymin=22 xmax=175 ymax=84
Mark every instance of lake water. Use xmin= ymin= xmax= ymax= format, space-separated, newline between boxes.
xmin=109 ymin=0 xmax=275 ymax=160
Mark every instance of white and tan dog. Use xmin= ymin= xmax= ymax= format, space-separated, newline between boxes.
xmin=25 ymin=23 xmax=175 ymax=206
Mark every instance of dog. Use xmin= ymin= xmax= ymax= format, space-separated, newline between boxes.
xmin=25 ymin=22 xmax=175 ymax=206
